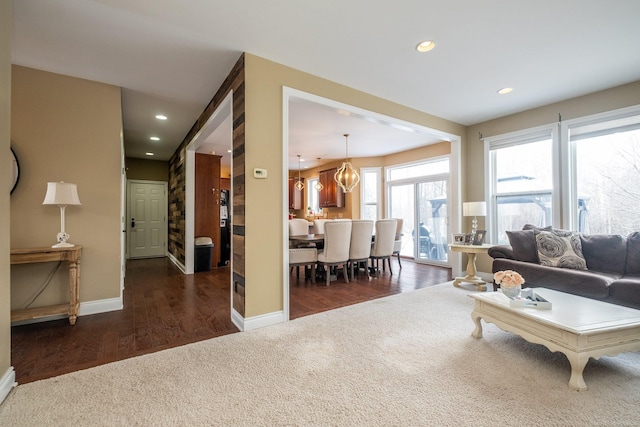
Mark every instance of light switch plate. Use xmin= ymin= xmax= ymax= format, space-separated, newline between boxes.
xmin=253 ymin=168 xmax=268 ymax=179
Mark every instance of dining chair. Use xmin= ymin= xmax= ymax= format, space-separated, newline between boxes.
xmin=289 ymin=218 xmax=313 ymax=248
xmin=391 ymin=218 xmax=404 ymax=269
xmin=313 ymin=219 xmax=330 ymax=234
xmin=289 ymin=247 xmax=318 ymax=284
xmin=348 ymin=220 xmax=374 ymax=279
xmin=370 ymin=219 xmax=397 ymax=275
xmin=317 ymin=220 xmax=352 ymax=286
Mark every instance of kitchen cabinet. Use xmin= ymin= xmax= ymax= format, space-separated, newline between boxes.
xmin=319 ymin=168 xmax=345 ymax=208
xmin=289 ymin=177 xmax=305 ymax=210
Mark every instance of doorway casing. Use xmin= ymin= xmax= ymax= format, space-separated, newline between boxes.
xmin=282 ymin=87 xmax=463 ymax=322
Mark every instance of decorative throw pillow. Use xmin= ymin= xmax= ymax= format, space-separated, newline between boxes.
xmin=506 ymin=229 xmax=538 ymax=263
xmin=535 ymin=229 xmax=587 ymax=270
xmin=506 ymin=225 xmax=553 ymax=263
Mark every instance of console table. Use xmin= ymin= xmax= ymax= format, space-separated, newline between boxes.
xmin=10 ymin=246 xmax=82 ymax=325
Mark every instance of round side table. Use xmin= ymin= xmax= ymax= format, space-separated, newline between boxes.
xmin=449 ymin=243 xmax=493 ymax=291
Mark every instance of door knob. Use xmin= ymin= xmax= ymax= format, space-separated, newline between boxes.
xmin=131 ymin=218 xmax=135 ymax=228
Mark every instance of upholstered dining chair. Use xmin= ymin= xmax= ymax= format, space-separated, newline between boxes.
xmin=289 ymin=218 xmax=312 ymax=248
xmin=312 ymin=219 xmax=330 ymax=234
xmin=289 ymin=247 xmax=318 ymax=284
xmin=370 ymin=219 xmax=397 ymax=275
xmin=317 ymin=220 xmax=352 ymax=286
xmin=348 ymin=220 xmax=374 ymax=279
xmin=391 ymin=218 xmax=404 ymax=269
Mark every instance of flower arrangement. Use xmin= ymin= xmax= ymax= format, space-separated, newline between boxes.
xmin=493 ymin=270 xmax=525 ymax=288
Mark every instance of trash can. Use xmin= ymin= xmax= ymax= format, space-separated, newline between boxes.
xmin=194 ymin=237 xmax=214 ymax=272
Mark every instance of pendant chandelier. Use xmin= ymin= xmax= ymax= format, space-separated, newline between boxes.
xmin=315 ymin=158 xmax=324 ymax=191
xmin=295 ymin=154 xmax=304 ymax=191
xmin=334 ymin=133 xmax=360 ymax=193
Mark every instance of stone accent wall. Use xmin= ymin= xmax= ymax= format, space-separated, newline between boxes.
xmin=168 ymin=54 xmax=246 ymax=316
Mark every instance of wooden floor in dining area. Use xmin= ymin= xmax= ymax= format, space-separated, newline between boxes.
xmin=11 ymin=257 xmax=451 ymax=384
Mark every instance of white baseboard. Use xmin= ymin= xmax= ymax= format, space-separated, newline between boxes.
xmin=231 ymin=308 xmax=244 ymax=331
xmin=478 ymin=271 xmax=494 ymax=284
xmin=12 ymin=296 xmax=124 ymax=326
xmin=79 ymin=297 xmax=123 ymax=316
xmin=0 ymin=367 xmax=17 ymax=404
xmin=168 ymin=253 xmax=186 ymax=273
xmin=245 ymin=310 xmax=285 ymax=331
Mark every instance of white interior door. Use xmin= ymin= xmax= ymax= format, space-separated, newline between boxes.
xmin=128 ymin=180 xmax=167 ymax=259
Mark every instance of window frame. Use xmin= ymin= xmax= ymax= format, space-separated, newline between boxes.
xmin=484 ymin=124 xmax=560 ymax=244
xmin=483 ymin=104 xmax=640 ymax=242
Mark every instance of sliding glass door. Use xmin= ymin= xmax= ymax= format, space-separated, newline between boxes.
xmin=387 ymin=158 xmax=449 ymax=266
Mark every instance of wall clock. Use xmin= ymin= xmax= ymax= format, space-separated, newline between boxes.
xmin=11 ymin=147 xmax=20 ymax=194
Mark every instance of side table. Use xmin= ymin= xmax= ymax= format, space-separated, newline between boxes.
xmin=10 ymin=246 xmax=82 ymax=325
xmin=449 ymin=243 xmax=492 ymax=291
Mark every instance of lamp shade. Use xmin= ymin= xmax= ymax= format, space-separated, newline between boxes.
xmin=43 ymin=182 xmax=82 ymax=206
xmin=463 ymin=201 xmax=486 ymax=217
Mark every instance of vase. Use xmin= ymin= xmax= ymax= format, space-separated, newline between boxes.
xmin=501 ymin=285 xmax=521 ymax=299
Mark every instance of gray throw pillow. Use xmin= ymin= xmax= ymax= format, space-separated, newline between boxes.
xmin=535 ymin=229 xmax=587 ymax=270
xmin=506 ymin=229 xmax=538 ymax=263
xmin=506 ymin=224 xmax=552 ymax=263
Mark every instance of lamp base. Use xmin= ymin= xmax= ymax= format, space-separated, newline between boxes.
xmin=52 ymin=242 xmax=75 ymax=248
xmin=53 ymin=231 xmax=73 ymax=248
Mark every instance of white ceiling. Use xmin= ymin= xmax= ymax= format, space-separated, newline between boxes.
xmin=12 ymin=0 xmax=640 ymax=168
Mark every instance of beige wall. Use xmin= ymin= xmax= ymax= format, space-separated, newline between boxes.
xmin=1 ymin=0 xmax=12 ymax=381
xmin=466 ymin=81 xmax=640 ymax=273
xmin=10 ymin=66 xmax=123 ymax=308
xmin=244 ymin=54 xmax=465 ymax=317
xmin=125 ymin=157 xmax=169 ymax=181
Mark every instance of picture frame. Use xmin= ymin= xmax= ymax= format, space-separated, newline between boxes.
xmin=463 ymin=233 xmax=474 ymax=245
xmin=452 ymin=233 xmax=465 ymax=244
xmin=472 ymin=230 xmax=486 ymax=245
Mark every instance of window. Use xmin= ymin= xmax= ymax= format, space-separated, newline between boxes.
xmin=487 ymin=131 xmax=555 ymax=244
xmin=569 ymin=113 xmax=640 ymax=235
xmin=360 ymin=168 xmax=381 ymax=221
xmin=307 ymin=177 xmax=320 ymax=213
xmin=485 ymin=105 xmax=640 ymax=242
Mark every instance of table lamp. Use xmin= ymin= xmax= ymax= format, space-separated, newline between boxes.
xmin=463 ymin=201 xmax=486 ymax=238
xmin=43 ymin=182 xmax=82 ymax=248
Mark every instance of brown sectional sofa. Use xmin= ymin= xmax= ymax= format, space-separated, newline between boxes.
xmin=488 ymin=226 xmax=640 ymax=309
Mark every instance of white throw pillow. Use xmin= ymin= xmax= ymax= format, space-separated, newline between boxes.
xmin=535 ymin=229 xmax=587 ymax=270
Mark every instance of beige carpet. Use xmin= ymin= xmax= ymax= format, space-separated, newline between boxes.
xmin=1 ymin=282 xmax=639 ymax=426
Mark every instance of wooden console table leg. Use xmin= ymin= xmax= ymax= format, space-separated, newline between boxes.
xmin=68 ymin=259 xmax=80 ymax=325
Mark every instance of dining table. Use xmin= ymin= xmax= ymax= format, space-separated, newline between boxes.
xmin=289 ymin=233 xmax=325 ymax=245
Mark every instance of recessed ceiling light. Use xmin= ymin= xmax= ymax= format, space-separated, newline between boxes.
xmin=155 ymin=114 xmax=167 ymax=120
xmin=150 ymin=136 xmax=160 ymax=141
xmin=416 ymin=40 xmax=436 ymax=52
xmin=497 ymin=87 xmax=513 ymax=95
xmin=227 ymin=149 xmax=232 ymax=153
xmin=145 ymin=152 xmax=154 ymax=156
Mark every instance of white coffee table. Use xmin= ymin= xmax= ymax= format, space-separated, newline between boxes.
xmin=469 ymin=288 xmax=640 ymax=391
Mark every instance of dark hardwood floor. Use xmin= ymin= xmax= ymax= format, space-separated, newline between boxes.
xmin=11 ymin=257 xmax=451 ymax=384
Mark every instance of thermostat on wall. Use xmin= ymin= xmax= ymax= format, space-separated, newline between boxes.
xmin=253 ymin=168 xmax=268 ymax=179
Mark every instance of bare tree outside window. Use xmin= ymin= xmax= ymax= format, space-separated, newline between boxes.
xmin=576 ymin=129 xmax=640 ymax=235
